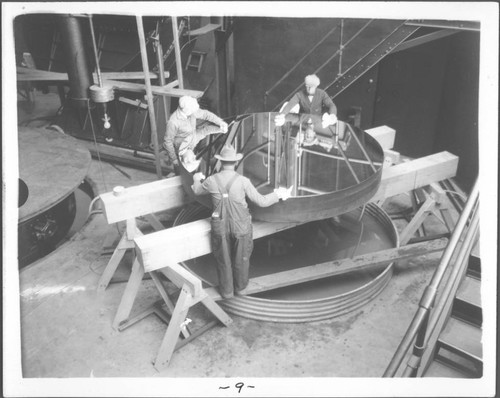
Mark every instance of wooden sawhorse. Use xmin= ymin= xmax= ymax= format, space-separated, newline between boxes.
xmin=96 ymin=176 xmax=188 ymax=293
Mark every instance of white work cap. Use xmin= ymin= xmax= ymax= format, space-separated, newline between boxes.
xmin=179 ymin=96 xmax=200 ymax=113
xmin=305 ymin=74 xmax=320 ymax=87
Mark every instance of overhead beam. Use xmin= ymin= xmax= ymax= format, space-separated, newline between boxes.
xmin=205 ymin=238 xmax=449 ymax=299
xmin=392 ymin=29 xmax=461 ymax=54
xmin=405 ymin=20 xmax=480 ymax=32
xmin=16 ymin=67 xmax=170 ymax=82
xmin=105 ymin=79 xmax=203 ymax=98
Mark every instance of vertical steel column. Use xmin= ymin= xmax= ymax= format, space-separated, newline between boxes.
xmin=88 ymin=16 xmax=103 ymax=88
xmin=154 ymin=21 xmax=170 ymax=147
xmin=274 ymin=126 xmax=282 ymax=188
xmin=215 ymin=29 xmax=229 ymax=117
xmin=338 ymin=19 xmax=344 ymax=77
xmin=57 ymin=15 xmax=93 ymax=108
xmin=171 ymin=16 xmax=184 ymax=89
xmin=136 ymin=16 xmax=162 ymax=179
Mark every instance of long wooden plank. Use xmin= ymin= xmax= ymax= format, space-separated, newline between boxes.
xmin=17 ymin=67 xmax=170 ymax=82
xmin=134 ymin=151 xmax=458 ymax=272
xmin=137 ymin=218 xmax=300 ymax=272
xmin=205 ymin=237 xmax=448 ymax=300
xmin=104 ymin=151 xmax=457 ymax=225
xmin=105 ymin=79 xmax=203 ymax=98
xmin=99 ymin=148 xmax=457 ymax=225
xmin=100 ymin=176 xmax=189 ymax=224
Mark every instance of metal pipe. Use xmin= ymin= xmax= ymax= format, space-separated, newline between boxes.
xmin=402 ymin=312 xmax=429 ymax=377
xmin=171 ymin=16 xmax=184 ymax=89
xmin=274 ymin=126 xmax=282 ymax=188
xmin=338 ymin=19 xmax=344 ymax=76
xmin=136 ymin=15 xmax=162 ymax=179
xmin=154 ymin=21 xmax=171 ymax=139
xmin=267 ymin=114 xmax=271 ymax=184
xmin=337 ymin=144 xmax=360 ymax=184
xmin=88 ymin=15 xmax=103 ymax=88
xmin=427 ymin=209 xmax=480 ymax=335
xmin=57 ymin=15 xmax=93 ymax=107
xmin=346 ymin=123 xmax=377 ymax=172
xmin=423 ymin=181 xmax=478 ymax=295
xmin=335 ymin=158 xmax=340 ymax=191
xmin=383 ymin=179 xmax=479 ymax=377
xmin=300 ymin=147 xmax=382 ymax=166
xmin=402 ymin=210 xmax=479 ymax=377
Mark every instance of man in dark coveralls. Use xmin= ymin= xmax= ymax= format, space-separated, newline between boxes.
xmin=275 ymin=74 xmax=345 ymax=146
xmin=278 ymin=74 xmax=337 ymax=118
xmin=191 ymin=145 xmax=291 ymax=299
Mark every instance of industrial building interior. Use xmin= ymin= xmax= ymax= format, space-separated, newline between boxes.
xmin=3 ymin=3 xmax=498 ymax=397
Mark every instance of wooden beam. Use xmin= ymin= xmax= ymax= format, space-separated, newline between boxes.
xmin=365 ymin=125 xmax=396 ymax=150
xmin=100 ymin=176 xmax=189 ymax=224
xmin=206 ymin=238 xmax=449 ymax=299
xmin=159 ymin=263 xmax=203 ymax=297
xmin=370 ymin=151 xmax=458 ymax=202
xmin=399 ymin=197 xmax=436 ymax=245
xmin=136 ymin=218 xmax=300 ymax=272
xmin=17 ymin=67 xmax=170 ymax=82
xmin=187 ymin=23 xmax=221 ymax=36
xmin=133 ymin=151 xmax=458 ymax=273
xmin=105 ymin=79 xmax=202 ymax=98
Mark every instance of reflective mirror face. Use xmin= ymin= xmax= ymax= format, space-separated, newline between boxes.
xmin=304 ymin=127 xmax=316 ymax=143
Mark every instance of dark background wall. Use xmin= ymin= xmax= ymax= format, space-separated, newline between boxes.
xmin=15 ymin=15 xmax=479 ymax=190
xmin=232 ymin=18 xmax=479 ymax=191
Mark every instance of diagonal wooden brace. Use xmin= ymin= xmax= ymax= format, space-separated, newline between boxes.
xmin=153 ymin=282 xmax=232 ymax=371
xmin=399 ymin=197 xmax=437 ymax=246
xmin=97 ymin=219 xmax=143 ymax=292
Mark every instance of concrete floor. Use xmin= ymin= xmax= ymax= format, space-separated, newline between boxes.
xmin=16 ymin=152 xmax=450 ymax=379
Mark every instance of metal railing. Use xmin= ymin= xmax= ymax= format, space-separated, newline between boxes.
xmin=263 ymin=23 xmax=340 ymax=109
xmin=266 ymin=19 xmax=376 ymax=112
xmin=383 ymin=178 xmax=480 ymax=377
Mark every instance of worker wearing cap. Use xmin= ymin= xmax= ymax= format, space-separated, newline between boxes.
xmin=276 ymin=74 xmax=344 ymax=146
xmin=277 ymin=74 xmax=337 ymax=119
xmin=163 ymin=96 xmax=228 ymax=171
xmin=191 ymin=144 xmax=292 ymax=299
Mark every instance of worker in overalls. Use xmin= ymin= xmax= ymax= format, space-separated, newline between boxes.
xmin=191 ymin=145 xmax=292 ymax=299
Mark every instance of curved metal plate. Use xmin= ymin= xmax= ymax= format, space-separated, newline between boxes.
xmin=175 ymin=203 xmax=399 ymax=323
xmin=180 ymin=112 xmax=384 ymax=223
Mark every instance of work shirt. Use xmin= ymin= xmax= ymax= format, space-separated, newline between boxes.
xmin=281 ymin=88 xmax=337 ymax=116
xmin=192 ymin=170 xmax=279 ymax=210
xmin=164 ymin=108 xmax=224 ymax=161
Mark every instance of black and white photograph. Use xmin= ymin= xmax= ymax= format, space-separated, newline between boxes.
xmin=2 ymin=2 xmax=498 ymax=397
